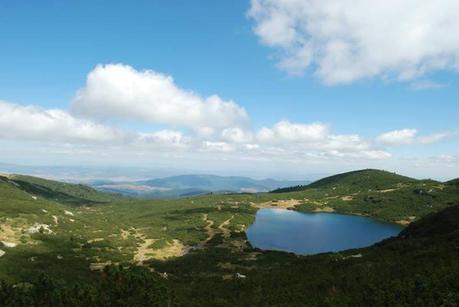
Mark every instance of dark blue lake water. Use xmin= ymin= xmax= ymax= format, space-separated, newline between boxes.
xmin=246 ymin=208 xmax=402 ymax=255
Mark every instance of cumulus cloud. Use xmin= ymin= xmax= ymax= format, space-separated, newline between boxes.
xmin=0 ymin=101 xmax=193 ymax=149
xmin=257 ymin=121 xmax=329 ymax=143
xmin=201 ymin=141 xmax=234 ymax=153
xmin=0 ymin=101 xmax=125 ymax=143
xmin=136 ymin=130 xmax=189 ymax=148
xmin=0 ymin=95 xmax=392 ymax=162
xmin=417 ymin=131 xmax=458 ymax=144
xmin=72 ymin=64 xmax=249 ymax=132
xmin=253 ymin=120 xmax=390 ymax=159
xmin=377 ymin=128 xmax=456 ymax=145
xmin=377 ymin=129 xmax=418 ymax=145
xmin=221 ymin=127 xmax=254 ymax=143
xmin=320 ymin=150 xmax=392 ymax=160
xmin=249 ymin=0 xmax=459 ymax=84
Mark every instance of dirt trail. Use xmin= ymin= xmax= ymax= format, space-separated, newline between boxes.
xmin=200 ymin=214 xmax=234 ymax=245
xmin=218 ymin=216 xmax=234 ymax=239
xmin=202 ymin=214 xmax=215 ymax=245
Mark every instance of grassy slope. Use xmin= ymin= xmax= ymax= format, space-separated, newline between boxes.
xmin=269 ymin=169 xmax=459 ymax=223
xmin=1 ymin=203 xmax=458 ymax=305
xmin=0 ymin=178 xmax=256 ymax=283
xmin=272 ymin=169 xmax=416 ymax=193
xmin=447 ymin=178 xmax=459 ymax=186
xmin=2 ymin=174 xmax=120 ymax=205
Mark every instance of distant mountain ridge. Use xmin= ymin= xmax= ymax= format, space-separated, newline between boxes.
xmin=92 ymin=174 xmax=310 ymax=198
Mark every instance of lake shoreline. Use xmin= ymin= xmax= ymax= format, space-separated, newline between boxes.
xmin=246 ymin=208 xmax=402 ymax=255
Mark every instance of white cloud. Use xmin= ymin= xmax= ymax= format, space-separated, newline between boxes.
xmin=221 ymin=127 xmax=253 ymax=143
xmin=0 ymin=101 xmax=125 ymax=143
xmin=0 ymin=101 xmax=193 ymax=150
xmin=201 ymin=141 xmax=234 ymax=153
xmin=136 ymin=130 xmax=189 ymax=148
xmin=249 ymin=0 xmax=459 ymax=84
xmin=417 ymin=131 xmax=458 ymax=144
xmin=410 ymin=80 xmax=449 ymax=90
xmin=321 ymin=150 xmax=392 ymax=160
xmin=377 ymin=128 xmax=456 ymax=145
xmin=72 ymin=64 xmax=249 ymax=132
xmin=377 ymin=129 xmax=418 ymax=145
xmin=253 ymin=120 xmax=389 ymax=160
xmin=257 ymin=121 xmax=329 ymax=143
xmin=1 ymin=96 xmax=389 ymax=162
xmin=434 ymin=154 xmax=459 ymax=165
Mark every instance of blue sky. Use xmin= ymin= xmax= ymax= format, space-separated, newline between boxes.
xmin=1 ymin=1 xmax=458 ymax=180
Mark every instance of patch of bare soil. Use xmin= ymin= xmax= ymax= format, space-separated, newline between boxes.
xmin=396 ymin=216 xmax=416 ymax=225
xmin=86 ymin=238 xmax=104 ymax=244
xmin=0 ymin=223 xmax=22 ymax=244
xmin=0 ymin=219 xmax=36 ymax=244
xmin=90 ymin=261 xmax=115 ymax=271
xmin=377 ymin=188 xmax=398 ymax=193
xmin=243 ymin=252 xmax=262 ymax=261
xmin=251 ymin=199 xmax=302 ymax=209
xmin=314 ymin=207 xmax=335 ymax=212
xmin=149 ymin=240 xmax=188 ymax=261
xmin=120 ymin=229 xmax=130 ymax=240
xmin=133 ymin=230 xmax=188 ymax=263
xmin=133 ymin=237 xmax=157 ymax=263
xmin=230 ymin=239 xmax=248 ymax=252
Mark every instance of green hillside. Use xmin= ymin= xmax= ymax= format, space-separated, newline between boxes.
xmin=0 ymin=171 xmax=458 ymax=305
xmin=308 ymin=168 xmax=416 ymax=188
xmin=447 ymin=178 xmax=459 ymax=186
xmin=400 ymin=204 xmax=459 ymax=237
xmin=272 ymin=169 xmax=416 ymax=193
xmin=267 ymin=169 xmax=459 ymax=224
xmin=1 ymin=174 xmax=121 ymax=205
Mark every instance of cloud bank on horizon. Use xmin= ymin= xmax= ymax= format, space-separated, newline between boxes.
xmin=249 ymin=0 xmax=459 ymax=85
xmin=0 ymin=63 xmax=456 ymax=175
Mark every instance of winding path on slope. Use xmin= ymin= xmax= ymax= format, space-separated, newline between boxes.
xmin=201 ymin=214 xmax=234 ymax=245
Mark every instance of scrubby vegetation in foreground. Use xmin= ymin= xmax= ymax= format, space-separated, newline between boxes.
xmin=1 ymin=204 xmax=458 ymax=306
xmin=0 ymin=169 xmax=458 ymax=306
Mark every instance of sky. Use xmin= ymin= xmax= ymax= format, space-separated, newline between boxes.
xmin=1 ymin=0 xmax=459 ymax=180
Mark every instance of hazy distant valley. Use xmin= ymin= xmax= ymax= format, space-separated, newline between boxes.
xmin=90 ymin=174 xmax=310 ymax=198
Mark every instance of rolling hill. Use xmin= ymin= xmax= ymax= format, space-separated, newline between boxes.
xmin=269 ymin=169 xmax=459 ymax=224
xmin=0 ymin=174 xmax=121 ymax=205
xmin=447 ymin=177 xmax=459 ymax=186
xmin=271 ymin=169 xmax=417 ymax=193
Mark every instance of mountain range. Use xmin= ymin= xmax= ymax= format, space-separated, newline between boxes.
xmin=91 ymin=174 xmax=310 ymax=198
